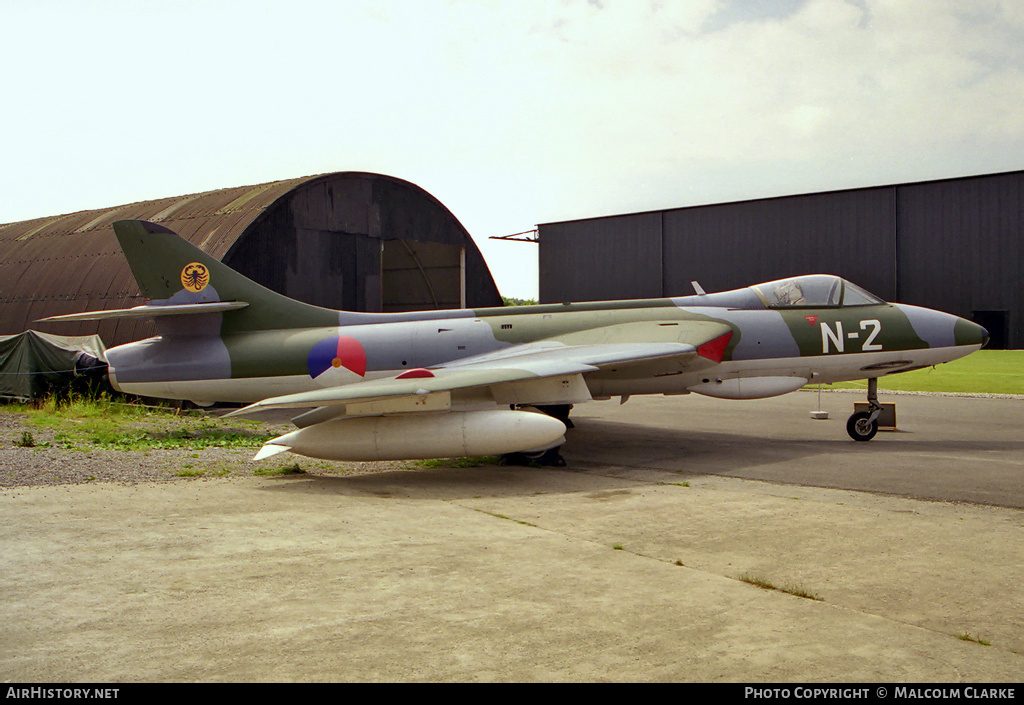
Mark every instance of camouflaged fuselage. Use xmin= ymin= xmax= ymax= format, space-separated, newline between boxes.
xmin=107 ymin=284 xmax=987 ymax=404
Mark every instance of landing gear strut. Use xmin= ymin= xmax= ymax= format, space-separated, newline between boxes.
xmin=847 ymin=377 xmax=881 ymax=442
xmin=533 ymin=404 xmax=574 ymax=429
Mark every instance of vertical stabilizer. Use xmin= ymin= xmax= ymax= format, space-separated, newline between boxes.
xmin=113 ymin=220 xmax=340 ymax=332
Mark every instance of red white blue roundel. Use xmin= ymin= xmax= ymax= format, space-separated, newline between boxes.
xmin=307 ymin=336 xmax=366 ymax=379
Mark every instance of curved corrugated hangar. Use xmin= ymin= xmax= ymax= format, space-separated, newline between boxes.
xmin=1 ymin=172 xmax=503 ymax=348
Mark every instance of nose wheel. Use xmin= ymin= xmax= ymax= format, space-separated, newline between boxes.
xmin=847 ymin=411 xmax=879 ymax=441
xmin=847 ymin=377 xmax=881 ymax=441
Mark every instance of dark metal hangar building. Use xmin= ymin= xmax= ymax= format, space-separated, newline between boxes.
xmin=538 ymin=170 xmax=1024 ymax=349
xmin=1 ymin=172 xmax=503 ymax=348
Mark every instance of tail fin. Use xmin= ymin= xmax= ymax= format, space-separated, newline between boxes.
xmin=111 ymin=220 xmax=339 ymax=333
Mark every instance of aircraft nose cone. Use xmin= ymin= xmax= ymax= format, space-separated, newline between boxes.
xmin=954 ymin=318 xmax=990 ymax=348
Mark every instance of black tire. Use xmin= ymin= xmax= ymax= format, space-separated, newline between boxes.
xmin=847 ymin=411 xmax=878 ymax=442
xmin=539 ymin=447 xmax=566 ymax=467
xmin=499 ymin=447 xmax=566 ymax=467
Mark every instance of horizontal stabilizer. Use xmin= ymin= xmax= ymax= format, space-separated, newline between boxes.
xmin=39 ymin=301 xmax=249 ymax=322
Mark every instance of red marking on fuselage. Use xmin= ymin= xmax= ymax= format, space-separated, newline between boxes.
xmin=396 ymin=368 xmax=435 ymax=379
xmin=697 ymin=332 xmax=733 ymax=362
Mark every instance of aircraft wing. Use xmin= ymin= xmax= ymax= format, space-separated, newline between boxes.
xmin=233 ymin=340 xmax=687 ymax=408
xmin=230 ymin=320 xmax=733 ymax=426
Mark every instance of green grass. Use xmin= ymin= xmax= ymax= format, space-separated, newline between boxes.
xmin=81 ymin=426 xmax=274 ymax=451
xmin=822 ymin=350 xmax=1024 ymax=395
xmin=957 ymin=632 xmax=991 ymax=646
xmin=16 ymin=395 xmax=274 ymax=451
xmin=253 ymin=462 xmax=307 ymax=477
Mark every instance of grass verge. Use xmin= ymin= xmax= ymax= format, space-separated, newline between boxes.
xmin=13 ymin=395 xmax=274 ymax=451
xmin=816 ymin=350 xmax=1024 ymax=395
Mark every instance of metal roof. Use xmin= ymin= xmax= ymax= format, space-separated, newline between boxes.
xmin=1 ymin=175 xmax=310 ymax=344
xmin=1 ymin=172 xmax=498 ymax=346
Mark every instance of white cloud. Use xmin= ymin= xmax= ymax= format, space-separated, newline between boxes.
xmin=2 ymin=0 xmax=1023 ymax=298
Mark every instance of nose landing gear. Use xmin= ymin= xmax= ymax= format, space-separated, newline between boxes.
xmin=847 ymin=377 xmax=881 ymax=441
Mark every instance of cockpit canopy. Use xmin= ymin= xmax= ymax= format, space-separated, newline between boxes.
xmin=750 ymin=275 xmax=885 ymax=308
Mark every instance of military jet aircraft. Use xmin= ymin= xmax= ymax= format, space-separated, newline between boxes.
xmin=43 ymin=220 xmax=989 ymax=463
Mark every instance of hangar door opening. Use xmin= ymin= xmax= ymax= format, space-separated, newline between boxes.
xmin=381 ymin=239 xmax=466 ymax=312
xmin=972 ymin=310 xmax=1009 ymax=350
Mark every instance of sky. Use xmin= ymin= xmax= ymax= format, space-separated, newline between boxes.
xmin=2 ymin=0 xmax=1023 ymax=300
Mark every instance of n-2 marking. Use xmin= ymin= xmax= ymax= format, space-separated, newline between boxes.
xmin=821 ymin=319 xmax=882 ymax=354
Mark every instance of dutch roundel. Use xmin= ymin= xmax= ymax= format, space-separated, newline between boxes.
xmin=307 ymin=335 xmax=367 ymax=379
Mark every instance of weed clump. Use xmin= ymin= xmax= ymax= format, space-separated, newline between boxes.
xmin=738 ymin=573 xmax=822 ymax=601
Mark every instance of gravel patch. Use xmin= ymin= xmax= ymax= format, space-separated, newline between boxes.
xmin=0 ymin=408 xmax=414 ymax=488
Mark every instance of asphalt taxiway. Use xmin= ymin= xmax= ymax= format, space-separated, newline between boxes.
xmin=2 ymin=391 xmax=1022 ymax=681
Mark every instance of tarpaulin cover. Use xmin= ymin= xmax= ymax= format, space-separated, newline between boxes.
xmin=0 ymin=330 xmax=107 ymax=400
